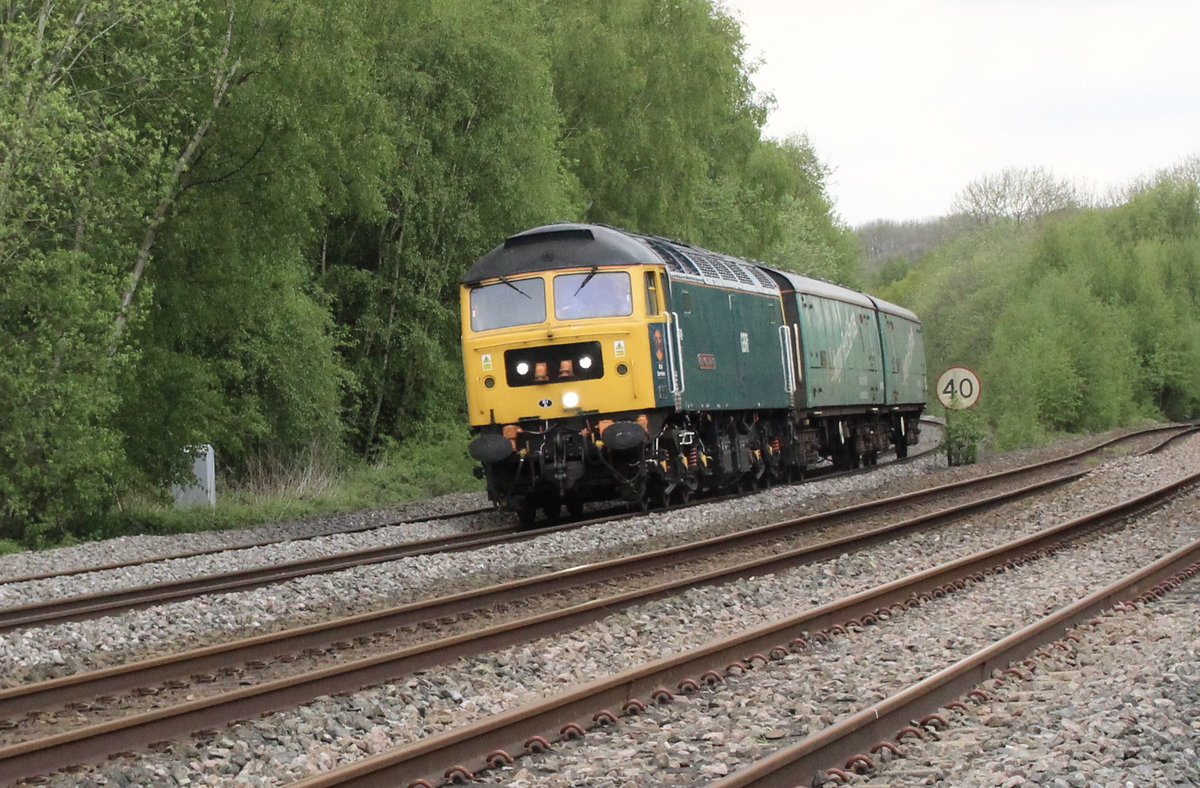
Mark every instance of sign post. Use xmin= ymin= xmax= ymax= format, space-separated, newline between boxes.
xmin=936 ymin=367 xmax=983 ymax=466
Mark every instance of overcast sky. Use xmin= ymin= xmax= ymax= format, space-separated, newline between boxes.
xmin=722 ymin=1 xmax=1200 ymax=226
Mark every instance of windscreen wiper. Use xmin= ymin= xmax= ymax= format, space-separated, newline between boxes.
xmin=498 ymin=274 xmax=531 ymax=299
xmin=574 ymin=266 xmax=599 ymax=295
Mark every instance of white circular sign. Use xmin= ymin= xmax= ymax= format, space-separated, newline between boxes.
xmin=936 ymin=366 xmax=982 ymax=410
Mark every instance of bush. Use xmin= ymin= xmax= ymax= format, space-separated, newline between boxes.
xmin=944 ymin=408 xmax=988 ymax=466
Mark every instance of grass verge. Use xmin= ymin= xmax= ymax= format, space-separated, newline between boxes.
xmin=76 ymin=422 xmax=484 ymax=545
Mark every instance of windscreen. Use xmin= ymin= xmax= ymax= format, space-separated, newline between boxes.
xmin=469 ymin=278 xmax=546 ymax=332
xmin=554 ymin=271 xmax=633 ymax=320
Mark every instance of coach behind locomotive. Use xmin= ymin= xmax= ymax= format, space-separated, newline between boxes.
xmin=461 ymin=223 xmax=926 ymax=524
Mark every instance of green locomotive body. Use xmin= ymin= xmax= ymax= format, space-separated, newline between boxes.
xmin=461 ymin=223 xmax=926 ymax=522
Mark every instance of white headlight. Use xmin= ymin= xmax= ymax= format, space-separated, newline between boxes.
xmin=516 ymin=361 xmax=530 ymax=375
xmin=562 ymin=391 xmax=580 ymax=409
xmin=578 ymin=355 xmax=593 ymax=370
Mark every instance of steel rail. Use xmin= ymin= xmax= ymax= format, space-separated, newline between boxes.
xmin=0 ymin=424 xmax=947 ymax=630
xmin=0 ymin=460 xmax=1087 ymax=721
xmin=712 ymin=539 xmax=1200 ymax=787
xmin=0 ymin=422 xmax=1171 ymax=721
xmin=0 ymin=416 xmax=945 ymax=591
xmin=0 ymin=506 xmax=499 ymax=587
xmin=0 ymin=421 xmax=1177 ymax=633
xmin=0 ymin=426 xmax=1188 ymax=783
xmin=286 ymin=469 xmax=1200 ymax=788
xmin=0 ymin=510 xmax=641 ymax=633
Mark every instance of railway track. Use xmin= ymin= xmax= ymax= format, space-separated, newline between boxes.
xmin=0 ymin=420 xmax=1175 ymax=634
xmin=291 ymin=466 xmax=1200 ymax=787
xmin=0 ymin=419 xmax=946 ymax=593
xmin=0 ymin=425 xmax=1192 ymax=783
xmin=0 ymin=419 xmax=949 ymax=632
xmin=855 ymin=562 xmax=1200 ymax=786
xmin=0 ymin=505 xmax=499 ymax=587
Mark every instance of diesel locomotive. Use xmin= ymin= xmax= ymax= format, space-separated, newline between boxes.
xmin=462 ymin=223 xmax=926 ymax=524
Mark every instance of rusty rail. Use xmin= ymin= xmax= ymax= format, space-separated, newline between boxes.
xmin=286 ymin=470 xmax=1200 ymax=788
xmin=713 ymin=538 xmax=1200 ymax=787
xmin=0 ymin=426 xmax=1190 ymax=783
xmin=0 ymin=422 xmax=1181 ymax=634
xmin=0 ymin=506 xmax=500 ymax=587
xmin=0 ymin=461 xmax=1088 ymax=721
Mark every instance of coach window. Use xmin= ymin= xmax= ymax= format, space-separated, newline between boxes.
xmin=644 ymin=271 xmax=661 ymax=316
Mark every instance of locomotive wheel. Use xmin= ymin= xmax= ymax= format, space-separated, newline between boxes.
xmin=542 ymin=499 xmax=563 ymax=523
xmin=895 ymin=439 xmax=909 ymax=459
xmin=517 ymin=499 xmax=538 ymax=527
xmin=565 ymin=497 xmax=585 ymax=518
xmin=672 ymin=484 xmax=693 ymax=506
xmin=648 ymin=481 xmax=672 ymax=510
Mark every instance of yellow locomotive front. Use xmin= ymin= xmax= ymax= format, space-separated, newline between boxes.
xmin=461 ymin=224 xmax=672 ymax=524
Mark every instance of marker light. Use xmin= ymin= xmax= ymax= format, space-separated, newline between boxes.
xmin=578 ymin=355 xmax=593 ymax=370
xmin=516 ymin=361 xmax=530 ymax=376
xmin=562 ymin=391 xmax=580 ymax=409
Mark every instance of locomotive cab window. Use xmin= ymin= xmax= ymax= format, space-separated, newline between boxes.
xmin=554 ymin=271 xmax=633 ymax=320
xmin=644 ymin=271 xmax=661 ymax=316
xmin=470 ymin=278 xmax=547 ymax=332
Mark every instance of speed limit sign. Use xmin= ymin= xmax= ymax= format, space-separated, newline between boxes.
xmin=936 ymin=366 xmax=981 ymax=410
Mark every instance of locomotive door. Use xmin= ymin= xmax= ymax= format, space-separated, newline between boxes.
xmin=757 ymin=267 xmax=806 ymax=410
xmin=660 ymin=271 xmax=685 ymax=409
xmin=778 ymin=290 xmax=804 ymax=409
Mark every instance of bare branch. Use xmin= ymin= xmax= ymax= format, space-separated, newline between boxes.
xmin=951 ymin=166 xmax=1081 ymax=225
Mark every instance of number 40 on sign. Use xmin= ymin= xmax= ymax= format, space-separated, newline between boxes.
xmin=936 ymin=366 xmax=981 ymax=410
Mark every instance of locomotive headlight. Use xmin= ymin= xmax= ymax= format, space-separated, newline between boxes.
xmin=562 ymin=391 xmax=581 ymax=409
xmin=578 ymin=355 xmax=593 ymax=370
xmin=515 ymin=361 xmax=530 ymax=376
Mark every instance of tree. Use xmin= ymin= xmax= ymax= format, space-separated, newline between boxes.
xmin=544 ymin=0 xmax=764 ymax=238
xmin=322 ymin=0 xmax=577 ymax=452
xmin=0 ymin=0 xmax=235 ymax=535
xmin=951 ymin=166 xmax=1081 ymax=225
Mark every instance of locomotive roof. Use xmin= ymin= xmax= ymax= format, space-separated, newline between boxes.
xmin=463 ymin=223 xmax=780 ymax=293
xmin=866 ymin=295 xmax=920 ymax=323
xmin=462 ymin=224 xmax=654 ymax=284
xmin=463 ymin=223 xmax=919 ymax=321
xmin=769 ymin=270 xmax=876 ymax=310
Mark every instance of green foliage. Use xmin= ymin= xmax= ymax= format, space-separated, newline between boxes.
xmin=944 ymin=408 xmax=987 ymax=466
xmin=545 ymin=0 xmax=762 ymax=237
xmin=324 ymin=0 xmax=578 ymax=452
xmin=705 ymin=137 xmax=862 ymax=287
xmin=0 ymin=251 xmax=129 ymax=541
xmin=882 ymin=171 xmax=1200 ymax=450
xmin=0 ymin=0 xmax=868 ymax=544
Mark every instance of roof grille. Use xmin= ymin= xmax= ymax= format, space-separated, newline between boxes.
xmin=747 ymin=265 xmax=777 ymax=288
xmin=645 ymin=238 xmax=701 ymax=276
